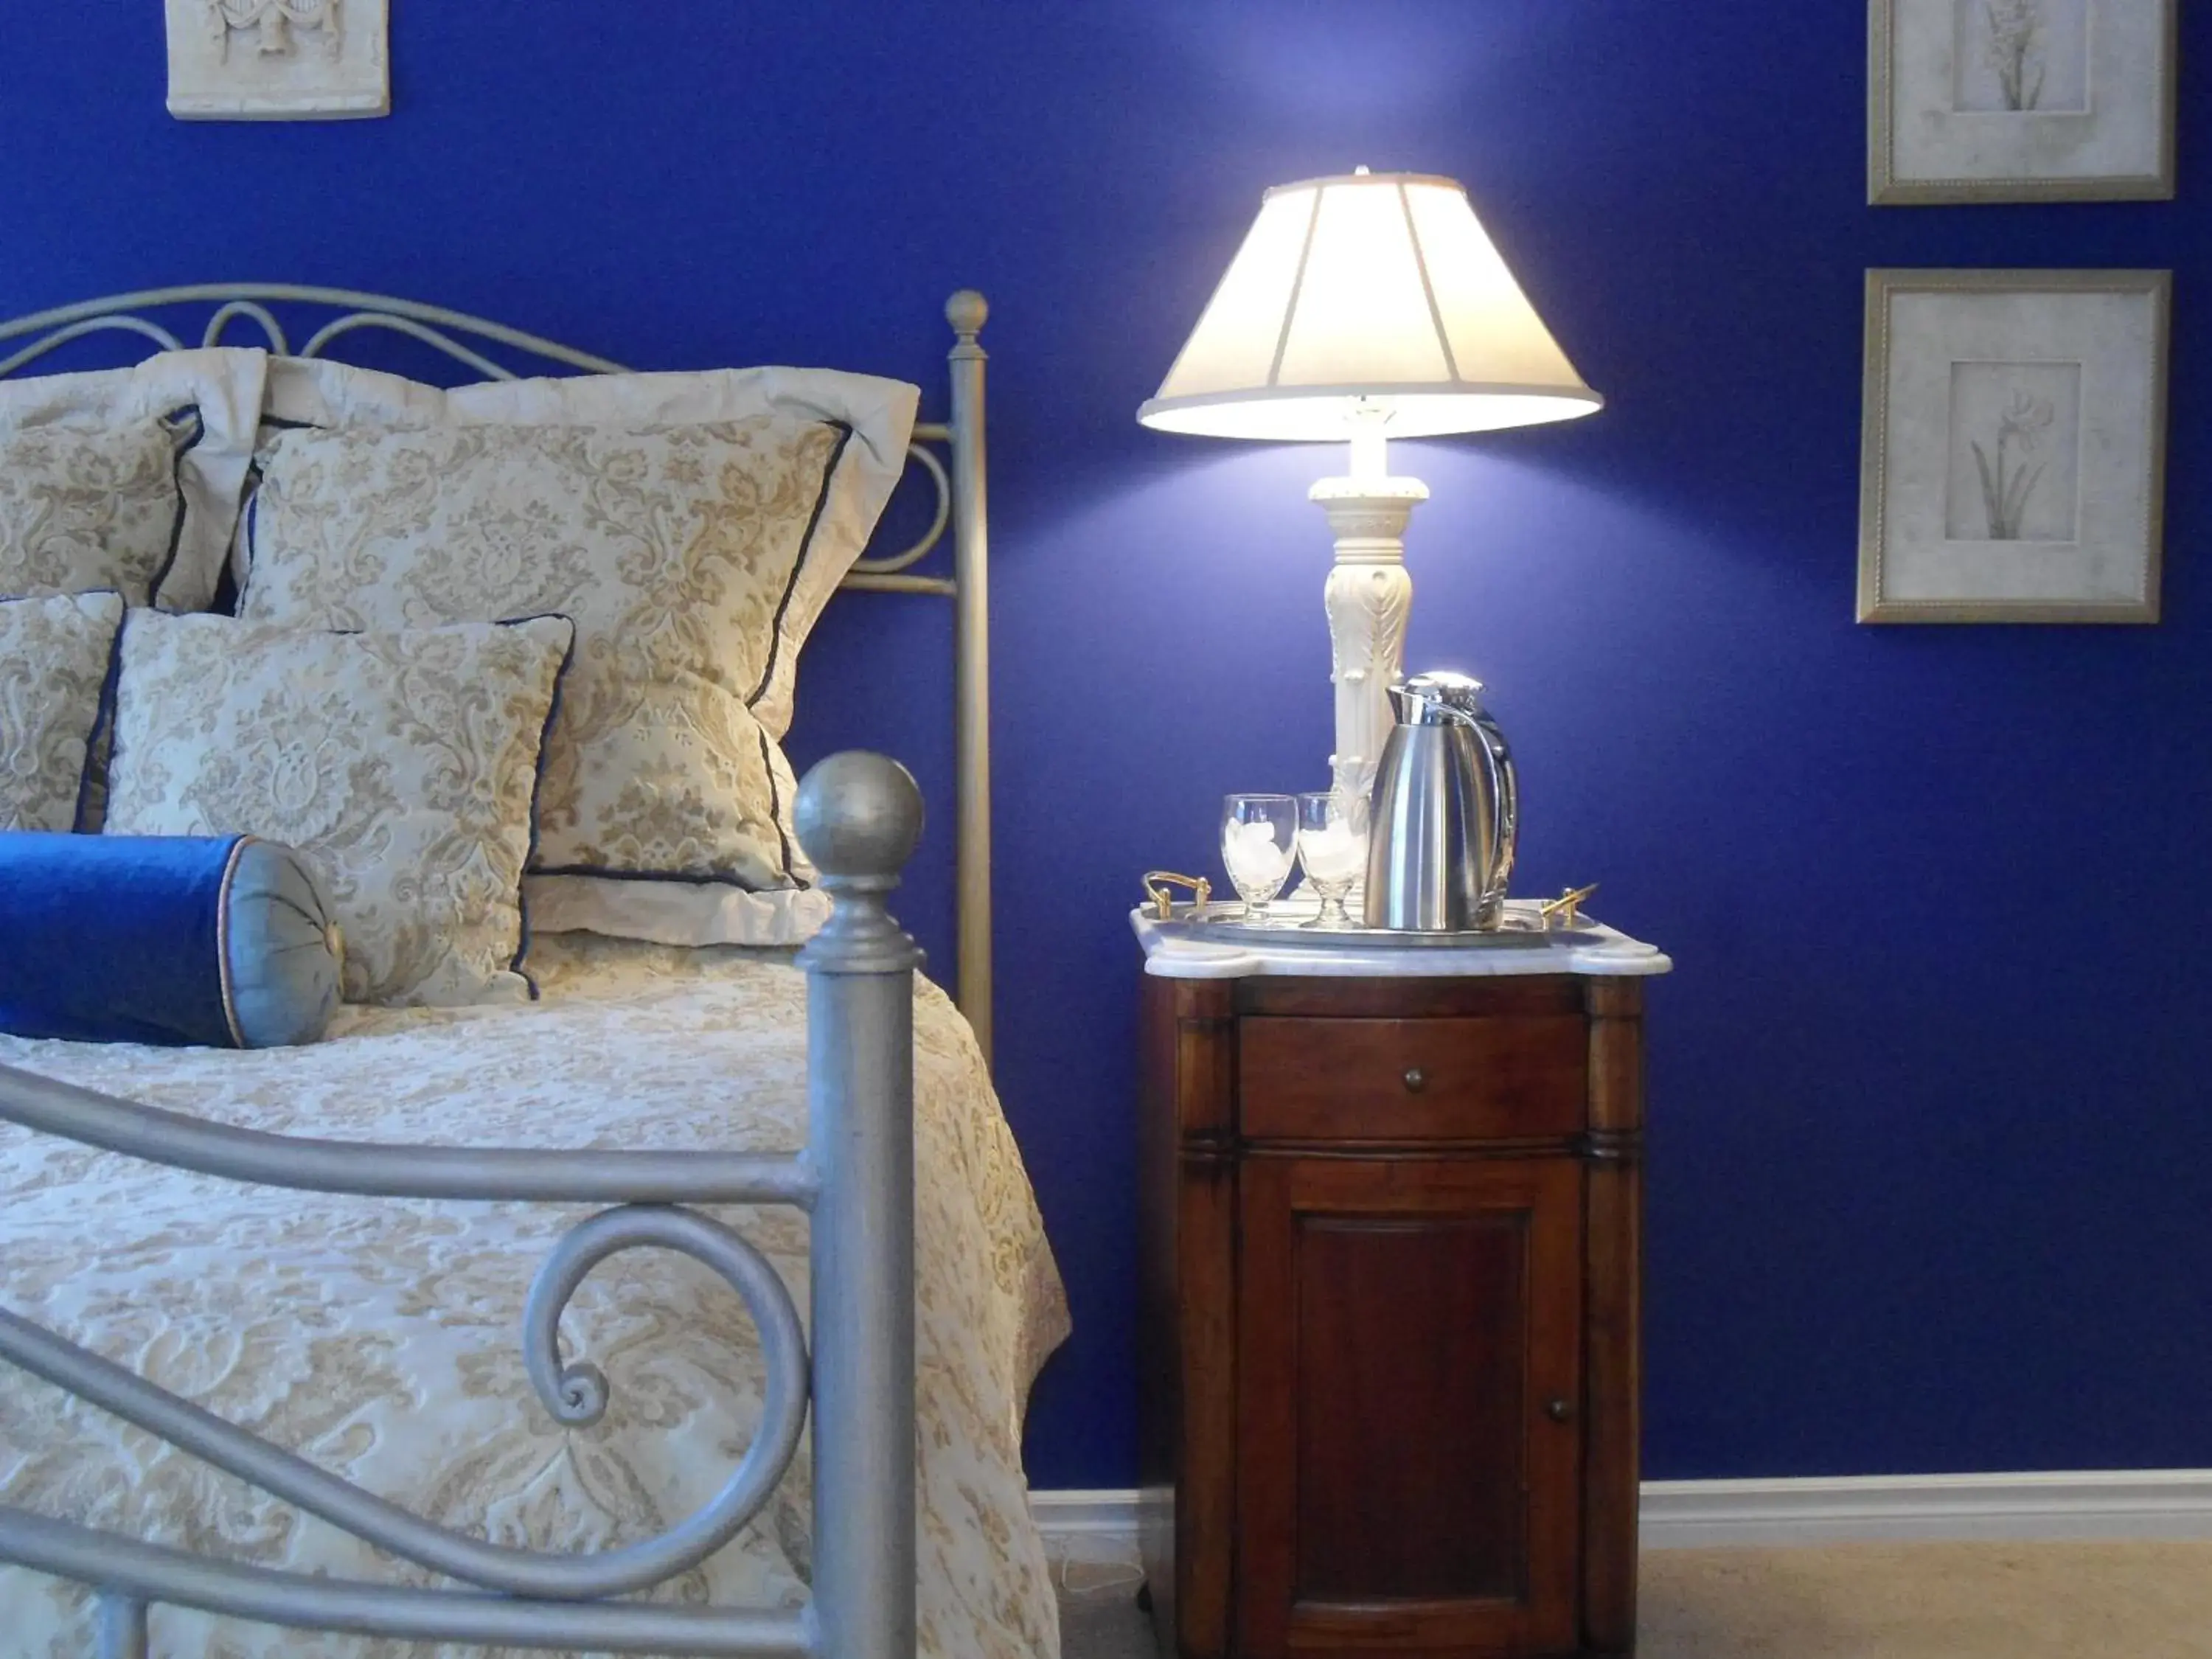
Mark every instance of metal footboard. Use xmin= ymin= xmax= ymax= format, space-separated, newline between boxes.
xmin=0 ymin=751 xmax=928 ymax=1658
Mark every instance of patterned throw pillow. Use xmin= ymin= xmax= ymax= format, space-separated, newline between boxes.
xmin=239 ymin=419 xmax=863 ymax=894
xmin=0 ymin=421 xmax=192 ymax=605
xmin=104 ymin=613 xmax=576 ymax=1008
xmin=0 ymin=348 xmax=271 ymax=612
xmin=0 ymin=591 xmax=123 ymax=832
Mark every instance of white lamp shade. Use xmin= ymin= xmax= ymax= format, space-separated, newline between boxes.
xmin=1138 ymin=171 xmax=1602 ymax=441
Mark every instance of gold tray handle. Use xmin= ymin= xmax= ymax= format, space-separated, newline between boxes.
xmin=1539 ymin=883 xmax=1600 ymax=929
xmin=1142 ymin=870 xmax=1212 ymax=922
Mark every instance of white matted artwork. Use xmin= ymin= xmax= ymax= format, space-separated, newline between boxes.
xmin=166 ymin=0 xmax=389 ymax=121
xmin=1860 ymin=269 xmax=2168 ymax=625
xmin=1868 ymin=0 xmax=2175 ymax=202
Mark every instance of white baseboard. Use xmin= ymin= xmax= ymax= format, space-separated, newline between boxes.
xmin=1031 ymin=1471 xmax=2212 ymax=1559
xmin=1641 ymin=1471 xmax=2212 ymax=1548
xmin=1032 ymin=1488 xmax=1144 ymax=1547
xmin=1031 ymin=1489 xmax=1144 ymax=1570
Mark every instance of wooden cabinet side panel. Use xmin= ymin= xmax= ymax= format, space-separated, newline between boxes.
xmin=1581 ymin=1161 xmax=1642 ymax=1655
xmin=1581 ymin=983 xmax=1646 ymax=1655
xmin=1137 ymin=975 xmax=1237 ymax=1658
xmin=1136 ymin=975 xmax=1177 ymax=1648
xmin=1585 ymin=978 xmax=1646 ymax=1134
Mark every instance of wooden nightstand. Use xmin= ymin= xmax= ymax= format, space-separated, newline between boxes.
xmin=1133 ymin=914 xmax=1669 ymax=1658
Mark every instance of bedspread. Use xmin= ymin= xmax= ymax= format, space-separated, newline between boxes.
xmin=0 ymin=935 xmax=1070 ymax=1658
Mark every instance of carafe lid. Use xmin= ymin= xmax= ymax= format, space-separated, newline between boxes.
xmin=1391 ymin=670 xmax=1488 ymax=726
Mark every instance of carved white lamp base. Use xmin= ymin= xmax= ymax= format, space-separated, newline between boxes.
xmin=1310 ymin=473 xmax=1427 ymax=801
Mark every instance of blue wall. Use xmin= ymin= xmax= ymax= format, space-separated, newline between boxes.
xmin=6 ymin=1 xmax=2207 ymax=1488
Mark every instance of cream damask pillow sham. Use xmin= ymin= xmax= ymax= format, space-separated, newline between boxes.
xmin=0 ymin=349 xmax=270 ymax=611
xmin=0 ymin=591 xmax=123 ymax=832
xmin=239 ymin=403 xmax=905 ymax=907
xmin=0 ymin=422 xmax=189 ymax=605
xmin=104 ymin=612 xmax=575 ymax=1008
xmin=241 ymin=358 xmax=918 ymax=948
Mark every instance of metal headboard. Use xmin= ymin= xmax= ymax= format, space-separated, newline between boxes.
xmin=0 ymin=284 xmax=995 ymax=1063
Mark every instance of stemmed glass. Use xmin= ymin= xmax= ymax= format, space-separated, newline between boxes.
xmin=1220 ymin=794 xmax=1298 ymax=922
xmin=1295 ymin=790 xmax=1370 ymax=929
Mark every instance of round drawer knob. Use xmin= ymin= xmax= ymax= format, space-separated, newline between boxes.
xmin=1546 ymin=1397 xmax=1574 ymax=1423
xmin=1402 ymin=1067 xmax=1427 ymax=1093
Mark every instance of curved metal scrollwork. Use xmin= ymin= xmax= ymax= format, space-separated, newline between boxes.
xmin=520 ymin=1206 xmax=813 ymax=1565
xmin=0 ymin=316 xmax=185 ymax=378
xmin=851 ymin=440 xmax=953 ymax=576
xmin=0 ymin=283 xmax=961 ymax=580
xmin=201 ymin=299 xmax=291 ymax=355
xmin=0 ymin=1204 xmax=807 ymax=1604
xmin=298 ymin=313 xmax=524 ymax=383
xmin=0 ymin=284 xmax=630 ymax=380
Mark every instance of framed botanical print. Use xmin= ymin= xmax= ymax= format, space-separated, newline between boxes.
xmin=1869 ymin=0 xmax=2176 ymax=202
xmin=1859 ymin=269 xmax=2168 ymax=624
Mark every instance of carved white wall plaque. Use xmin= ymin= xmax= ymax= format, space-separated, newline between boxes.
xmin=167 ymin=0 xmax=389 ymax=121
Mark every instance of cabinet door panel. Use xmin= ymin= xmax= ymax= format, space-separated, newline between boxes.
xmin=1237 ymin=1156 xmax=1583 ymax=1655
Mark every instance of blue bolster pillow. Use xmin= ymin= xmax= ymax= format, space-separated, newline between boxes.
xmin=0 ymin=835 xmax=342 ymax=1048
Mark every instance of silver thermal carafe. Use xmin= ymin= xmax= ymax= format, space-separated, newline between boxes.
xmin=1363 ymin=672 xmax=1519 ymax=931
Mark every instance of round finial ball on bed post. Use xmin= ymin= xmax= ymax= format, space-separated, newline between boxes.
xmin=946 ymin=289 xmax=989 ymax=339
xmin=796 ymin=751 xmax=925 ymax=883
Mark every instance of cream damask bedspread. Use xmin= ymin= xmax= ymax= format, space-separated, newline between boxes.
xmin=0 ymin=936 xmax=1071 ymax=1658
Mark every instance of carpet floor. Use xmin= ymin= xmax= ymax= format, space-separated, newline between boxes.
xmin=1057 ymin=1541 xmax=2212 ymax=1658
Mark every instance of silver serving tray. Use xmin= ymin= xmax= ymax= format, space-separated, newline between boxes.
xmin=1154 ymin=899 xmax=1603 ymax=950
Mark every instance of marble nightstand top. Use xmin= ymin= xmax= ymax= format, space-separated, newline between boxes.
xmin=1132 ymin=901 xmax=1672 ymax=981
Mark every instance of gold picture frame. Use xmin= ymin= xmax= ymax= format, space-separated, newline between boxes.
xmin=1859 ymin=268 xmax=2169 ymax=625
xmin=1869 ymin=0 xmax=2177 ymax=204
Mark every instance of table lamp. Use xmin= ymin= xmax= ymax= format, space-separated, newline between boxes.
xmin=1138 ymin=168 xmax=1602 ymax=799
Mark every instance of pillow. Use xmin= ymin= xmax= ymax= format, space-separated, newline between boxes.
xmin=0 ymin=420 xmax=192 ymax=605
xmin=103 ymin=611 xmax=576 ymax=1008
xmin=0 ymin=834 xmax=341 ymax=1048
xmin=519 ymin=872 xmax=830 ymax=948
xmin=0 ymin=590 xmax=124 ymax=833
xmin=241 ymin=357 xmax=917 ymax=947
xmin=0 ymin=349 xmax=270 ymax=610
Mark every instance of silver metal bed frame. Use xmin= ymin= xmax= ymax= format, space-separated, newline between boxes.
xmin=0 ymin=288 xmax=998 ymax=1655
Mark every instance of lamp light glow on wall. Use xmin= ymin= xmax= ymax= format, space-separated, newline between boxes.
xmin=1139 ymin=168 xmax=1601 ymax=796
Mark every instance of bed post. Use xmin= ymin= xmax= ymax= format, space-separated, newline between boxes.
xmin=796 ymin=751 xmax=925 ymax=1659
xmin=946 ymin=289 xmax=993 ymax=1070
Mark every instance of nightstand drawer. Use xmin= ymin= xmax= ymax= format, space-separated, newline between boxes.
xmin=1239 ymin=1015 xmax=1587 ymax=1142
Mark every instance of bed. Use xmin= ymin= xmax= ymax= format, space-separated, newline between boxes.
xmin=0 ymin=290 xmax=1061 ymax=1658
